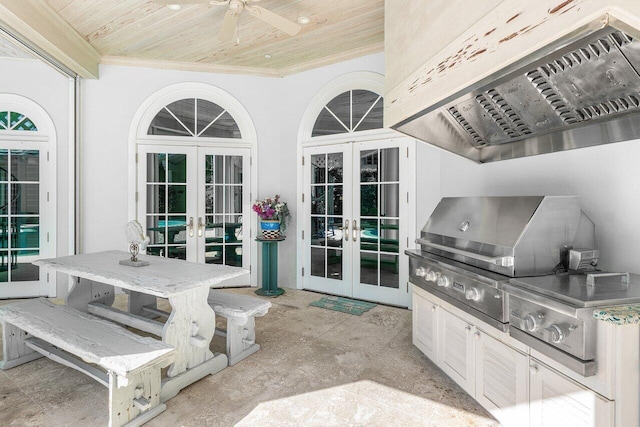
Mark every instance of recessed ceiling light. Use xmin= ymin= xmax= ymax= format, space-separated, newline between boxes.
xmin=166 ymin=4 xmax=181 ymax=10
xmin=297 ymin=16 xmax=310 ymax=25
xmin=264 ymin=54 xmax=272 ymax=59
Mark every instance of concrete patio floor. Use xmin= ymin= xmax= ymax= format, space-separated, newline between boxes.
xmin=0 ymin=288 xmax=499 ymax=426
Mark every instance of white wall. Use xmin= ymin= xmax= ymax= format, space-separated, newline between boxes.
xmin=80 ymin=53 xmax=384 ymax=288
xmin=0 ymin=57 xmax=73 ymax=295
xmin=424 ymin=139 xmax=640 ymax=274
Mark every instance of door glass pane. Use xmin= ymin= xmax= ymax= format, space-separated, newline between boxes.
xmin=0 ymin=150 xmax=7 ymax=180
xmin=360 ymin=150 xmax=378 ymax=182
xmin=225 ymin=156 xmax=243 ymax=184
xmin=214 ymin=155 xmax=224 ymax=184
xmin=360 ymin=184 xmax=378 ymax=216
xmin=327 ymin=153 xmax=343 ymax=183
xmin=360 ymin=219 xmax=378 ymax=251
xmin=380 ymin=254 xmax=399 ymax=288
xmin=311 ymin=154 xmax=326 ymax=184
xmin=167 ymin=185 xmax=187 ymax=213
xmin=311 ymin=186 xmax=325 ymax=215
xmin=15 ymin=184 xmax=39 ymax=215
xmin=0 ymin=185 xmax=7 ymax=216
xmin=225 ymin=185 xmax=242 ymax=213
xmin=168 ymin=154 xmax=187 ymax=183
xmin=327 ymin=217 xmax=343 ymax=249
xmin=381 ymin=184 xmax=399 ymax=217
xmin=381 ymin=148 xmax=399 ymax=182
xmin=147 ymin=185 xmax=166 ymax=213
xmin=311 ymin=217 xmax=326 ymax=247
xmin=311 ymin=248 xmax=325 ymax=277
xmin=15 ymin=217 xmax=38 ymax=249
xmin=381 ymin=219 xmax=399 ymax=254
xmin=327 ymin=185 xmax=342 ymax=215
xmin=214 ymin=185 xmax=224 ymax=213
xmin=327 ymin=249 xmax=343 ymax=280
xmin=11 ymin=150 xmax=39 ymax=181
xmin=147 ymin=153 xmax=166 ymax=183
xmin=361 ymin=253 xmax=378 ymax=286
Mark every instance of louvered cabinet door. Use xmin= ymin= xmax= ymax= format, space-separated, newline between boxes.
xmin=412 ymin=287 xmax=438 ymax=361
xmin=475 ymin=330 xmax=529 ymax=427
xmin=437 ymin=308 xmax=475 ymax=395
xmin=530 ymin=361 xmax=613 ymax=427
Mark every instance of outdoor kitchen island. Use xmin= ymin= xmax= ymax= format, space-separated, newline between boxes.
xmin=409 ymin=196 xmax=640 ymax=427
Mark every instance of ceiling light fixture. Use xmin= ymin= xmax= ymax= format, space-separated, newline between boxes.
xmin=297 ymin=16 xmax=310 ymax=25
xmin=264 ymin=54 xmax=272 ymax=59
xmin=166 ymin=4 xmax=181 ymax=10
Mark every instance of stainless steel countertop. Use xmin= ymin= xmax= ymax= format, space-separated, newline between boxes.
xmin=509 ymin=272 xmax=640 ymax=308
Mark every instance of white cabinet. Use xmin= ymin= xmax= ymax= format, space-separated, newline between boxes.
xmin=412 ymin=287 xmax=438 ymax=361
xmin=530 ymin=361 xmax=613 ymax=427
xmin=475 ymin=330 xmax=529 ymax=427
xmin=437 ymin=308 xmax=475 ymax=395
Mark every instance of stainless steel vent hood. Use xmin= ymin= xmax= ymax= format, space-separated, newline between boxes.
xmin=392 ymin=25 xmax=640 ymax=163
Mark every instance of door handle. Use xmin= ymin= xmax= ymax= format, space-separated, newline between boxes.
xmin=344 ymin=219 xmax=349 ymax=241
xmin=353 ymin=220 xmax=358 ymax=242
xmin=198 ymin=217 xmax=204 ymax=237
xmin=188 ymin=217 xmax=194 ymax=237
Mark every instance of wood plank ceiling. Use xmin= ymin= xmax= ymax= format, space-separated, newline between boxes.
xmin=40 ymin=0 xmax=384 ymax=77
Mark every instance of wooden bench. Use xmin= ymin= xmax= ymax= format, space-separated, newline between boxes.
xmin=0 ymin=298 xmax=175 ymax=427
xmin=207 ymin=290 xmax=271 ymax=366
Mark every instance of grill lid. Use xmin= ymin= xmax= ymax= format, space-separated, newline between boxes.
xmin=419 ymin=196 xmax=594 ymax=277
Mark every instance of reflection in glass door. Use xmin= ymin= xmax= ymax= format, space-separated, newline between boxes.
xmin=138 ymin=145 xmax=250 ymax=271
xmin=303 ymin=140 xmax=408 ymax=306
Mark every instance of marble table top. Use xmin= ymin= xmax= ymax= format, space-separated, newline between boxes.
xmin=593 ymin=305 xmax=640 ymax=325
xmin=34 ymin=250 xmax=248 ymax=298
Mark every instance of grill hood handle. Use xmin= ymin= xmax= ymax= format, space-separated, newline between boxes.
xmin=416 ymin=239 xmax=514 ymax=267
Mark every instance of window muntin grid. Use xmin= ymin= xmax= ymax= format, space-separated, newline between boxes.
xmin=312 ymin=90 xmax=383 ymax=137
xmin=147 ymin=98 xmax=241 ymax=138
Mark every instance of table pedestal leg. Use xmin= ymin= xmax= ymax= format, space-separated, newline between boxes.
xmin=66 ymin=278 xmax=115 ymax=312
xmin=160 ymin=286 xmax=227 ymax=401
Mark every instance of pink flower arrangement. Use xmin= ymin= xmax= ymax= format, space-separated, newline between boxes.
xmin=252 ymin=195 xmax=291 ymax=232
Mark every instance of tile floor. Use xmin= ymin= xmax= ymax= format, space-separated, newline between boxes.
xmin=0 ymin=288 xmax=500 ymax=426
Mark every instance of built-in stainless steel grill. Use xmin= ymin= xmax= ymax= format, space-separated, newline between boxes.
xmin=408 ymin=196 xmax=595 ymax=332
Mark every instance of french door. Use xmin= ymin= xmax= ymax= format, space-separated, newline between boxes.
xmin=302 ymin=139 xmax=409 ymax=307
xmin=0 ymin=146 xmax=55 ymax=298
xmin=137 ymin=144 xmax=250 ymax=278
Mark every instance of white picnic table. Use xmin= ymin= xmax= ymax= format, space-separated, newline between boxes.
xmin=34 ymin=250 xmax=248 ymax=401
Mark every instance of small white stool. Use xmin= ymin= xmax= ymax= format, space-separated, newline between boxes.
xmin=208 ymin=290 xmax=272 ymax=366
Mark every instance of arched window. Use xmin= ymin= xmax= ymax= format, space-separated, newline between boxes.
xmin=0 ymin=111 xmax=38 ymax=131
xmin=147 ymin=98 xmax=241 ymax=139
xmin=312 ymin=89 xmax=383 ymax=137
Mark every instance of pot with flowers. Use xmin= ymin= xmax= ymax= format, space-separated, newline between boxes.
xmin=252 ymin=195 xmax=291 ymax=239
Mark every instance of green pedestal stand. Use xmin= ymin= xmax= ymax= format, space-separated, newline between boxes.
xmin=255 ymin=236 xmax=285 ymax=297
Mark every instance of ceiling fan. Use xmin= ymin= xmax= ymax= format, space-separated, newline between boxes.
xmin=155 ymin=0 xmax=302 ymax=42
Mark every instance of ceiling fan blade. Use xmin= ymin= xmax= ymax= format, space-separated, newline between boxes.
xmin=218 ymin=10 xmax=239 ymax=41
xmin=247 ymin=5 xmax=301 ymax=36
xmin=154 ymin=0 xmax=214 ymax=5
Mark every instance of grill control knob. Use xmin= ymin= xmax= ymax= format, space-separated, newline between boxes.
xmin=437 ymin=275 xmax=450 ymax=288
xmin=415 ymin=267 xmax=427 ymax=277
xmin=425 ymin=270 xmax=437 ymax=282
xmin=465 ymin=288 xmax=480 ymax=301
xmin=543 ymin=325 xmax=565 ymax=344
xmin=523 ymin=314 xmax=539 ymax=332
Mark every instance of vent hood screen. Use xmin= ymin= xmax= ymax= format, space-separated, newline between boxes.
xmin=393 ymin=26 xmax=640 ymax=163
